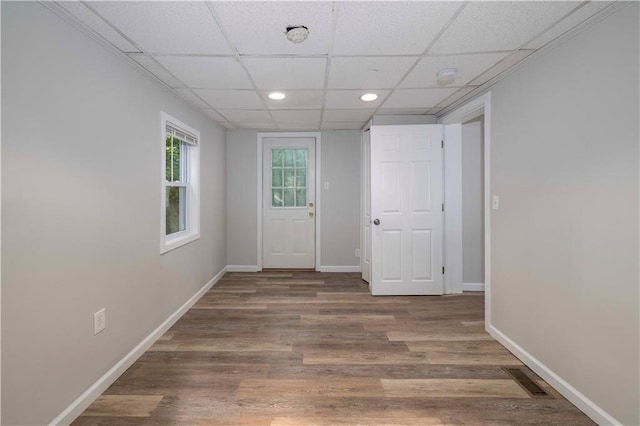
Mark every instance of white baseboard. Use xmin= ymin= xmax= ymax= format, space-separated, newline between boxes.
xmin=319 ymin=265 xmax=361 ymax=273
xmin=463 ymin=282 xmax=485 ymax=291
xmin=227 ymin=265 xmax=260 ymax=272
xmin=50 ymin=266 xmax=228 ymax=426
xmin=487 ymin=324 xmax=621 ymax=426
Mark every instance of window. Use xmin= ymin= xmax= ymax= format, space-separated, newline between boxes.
xmin=161 ymin=112 xmax=200 ymax=253
xmin=271 ymin=148 xmax=308 ymax=207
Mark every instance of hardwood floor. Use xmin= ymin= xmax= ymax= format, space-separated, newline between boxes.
xmin=73 ymin=272 xmax=595 ymax=425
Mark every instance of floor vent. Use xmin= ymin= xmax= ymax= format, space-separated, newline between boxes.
xmin=503 ymin=367 xmax=549 ymax=397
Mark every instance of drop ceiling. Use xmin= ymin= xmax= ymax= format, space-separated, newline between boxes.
xmin=51 ymin=1 xmax=616 ymax=131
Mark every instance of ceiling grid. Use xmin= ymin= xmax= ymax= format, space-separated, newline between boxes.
xmin=51 ymin=0 xmax=617 ymax=130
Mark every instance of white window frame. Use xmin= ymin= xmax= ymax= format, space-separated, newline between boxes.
xmin=160 ymin=112 xmax=200 ymax=254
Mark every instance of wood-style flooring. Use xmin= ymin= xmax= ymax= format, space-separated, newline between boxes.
xmin=73 ymin=272 xmax=595 ymax=425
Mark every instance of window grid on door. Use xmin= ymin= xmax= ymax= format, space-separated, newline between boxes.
xmin=271 ymin=148 xmax=307 ymax=208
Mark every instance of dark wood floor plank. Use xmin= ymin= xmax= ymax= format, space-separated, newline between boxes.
xmin=72 ymin=272 xmax=595 ymax=426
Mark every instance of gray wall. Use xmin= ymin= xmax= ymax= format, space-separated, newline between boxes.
xmin=1 ymin=3 xmax=226 ymax=424
xmin=488 ymin=4 xmax=639 ymax=424
xmin=371 ymin=114 xmax=437 ymax=126
xmin=461 ymin=119 xmax=484 ymax=284
xmin=226 ymin=130 xmax=361 ymax=268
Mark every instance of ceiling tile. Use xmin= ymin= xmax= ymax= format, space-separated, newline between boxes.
xmin=153 ymin=56 xmax=252 ymax=89
xmin=90 ymin=1 xmax=233 ymax=54
xmin=58 ymin=2 xmax=139 ymax=52
xmin=321 ymin=122 xmax=365 ymax=130
xmin=430 ymin=2 xmax=577 ymax=54
xmin=325 ymin=90 xmax=391 ymax=109
xmin=278 ymin=123 xmax=321 ymax=131
xmin=523 ymin=2 xmax=614 ymax=49
xmin=174 ymin=89 xmax=210 ymax=109
xmin=200 ymin=108 xmax=226 ymax=122
xmin=234 ymin=121 xmax=278 ymax=130
xmin=435 ymin=87 xmax=478 ymax=108
xmin=323 ymin=109 xmax=375 ymax=122
xmin=333 ymin=2 xmax=463 ymax=55
xmin=382 ymin=88 xmax=458 ymax=109
xmin=468 ymin=50 xmax=534 ymax=86
xmin=128 ymin=54 xmax=185 ymax=88
xmin=400 ymin=53 xmax=509 ymax=88
xmin=243 ymin=58 xmax=326 ymax=90
xmin=263 ymin=91 xmax=324 ymax=110
xmin=212 ymin=2 xmax=334 ymax=55
xmin=272 ymin=110 xmax=321 ymax=124
xmin=216 ymin=110 xmax=271 ymax=123
xmin=328 ymin=57 xmax=417 ymax=90
xmin=194 ymin=89 xmax=264 ymax=109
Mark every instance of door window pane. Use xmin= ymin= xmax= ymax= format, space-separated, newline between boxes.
xmin=283 ymin=188 xmax=295 ymax=206
xmin=296 ymin=169 xmax=306 ymax=187
xmin=272 ymin=149 xmax=283 ymax=167
xmin=272 ymin=169 xmax=282 ymax=187
xmin=272 ymin=189 xmax=283 ymax=207
xmin=296 ymin=189 xmax=306 ymax=206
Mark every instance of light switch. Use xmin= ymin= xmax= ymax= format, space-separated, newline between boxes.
xmin=324 ymin=181 xmax=330 ymax=190
xmin=492 ymin=195 xmax=500 ymax=211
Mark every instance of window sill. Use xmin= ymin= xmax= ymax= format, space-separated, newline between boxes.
xmin=161 ymin=231 xmax=200 ymax=254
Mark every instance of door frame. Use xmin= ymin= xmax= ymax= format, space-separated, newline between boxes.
xmin=257 ymin=132 xmax=322 ymax=271
xmin=439 ymin=92 xmax=492 ymax=328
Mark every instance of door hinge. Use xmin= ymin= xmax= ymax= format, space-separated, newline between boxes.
xmin=442 ymin=266 xmax=445 ymax=274
xmin=441 ymin=140 xmax=444 ymax=148
xmin=441 ymin=203 xmax=445 ymax=212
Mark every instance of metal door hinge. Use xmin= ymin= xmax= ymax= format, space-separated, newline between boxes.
xmin=441 ymin=203 xmax=445 ymax=212
xmin=441 ymin=140 xmax=444 ymax=148
xmin=442 ymin=266 xmax=445 ymax=274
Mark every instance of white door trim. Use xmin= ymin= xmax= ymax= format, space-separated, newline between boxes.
xmin=257 ymin=132 xmax=322 ymax=271
xmin=439 ymin=92 xmax=492 ymax=328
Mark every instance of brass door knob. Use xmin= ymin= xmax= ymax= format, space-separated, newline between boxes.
xmin=309 ymin=212 xmax=315 ymax=217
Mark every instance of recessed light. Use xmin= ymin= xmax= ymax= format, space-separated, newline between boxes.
xmin=268 ymin=92 xmax=286 ymax=100
xmin=360 ymin=93 xmax=378 ymax=102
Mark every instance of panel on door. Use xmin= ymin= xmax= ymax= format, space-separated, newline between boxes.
xmin=370 ymin=125 xmax=443 ymax=295
xmin=263 ymin=138 xmax=316 ymax=269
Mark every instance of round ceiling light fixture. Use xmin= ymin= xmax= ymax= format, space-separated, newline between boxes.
xmin=285 ymin=25 xmax=309 ymax=44
xmin=268 ymin=92 xmax=286 ymax=100
xmin=436 ymin=68 xmax=457 ymax=86
xmin=360 ymin=93 xmax=378 ymax=102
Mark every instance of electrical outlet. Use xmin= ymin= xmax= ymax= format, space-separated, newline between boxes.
xmin=94 ymin=308 xmax=106 ymax=335
xmin=355 ymin=248 xmax=361 ymax=258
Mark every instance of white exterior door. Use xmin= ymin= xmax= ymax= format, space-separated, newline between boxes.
xmin=370 ymin=125 xmax=443 ymax=295
xmin=262 ymin=138 xmax=316 ymax=268
xmin=361 ymin=130 xmax=372 ymax=283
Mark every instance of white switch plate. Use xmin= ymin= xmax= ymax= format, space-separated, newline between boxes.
xmin=355 ymin=248 xmax=361 ymax=258
xmin=492 ymin=195 xmax=500 ymax=211
xmin=324 ymin=181 xmax=330 ymax=190
xmin=94 ymin=308 xmax=106 ymax=335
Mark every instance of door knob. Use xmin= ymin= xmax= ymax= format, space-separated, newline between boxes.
xmin=373 ymin=218 xmax=380 ymax=225
xmin=309 ymin=212 xmax=315 ymax=217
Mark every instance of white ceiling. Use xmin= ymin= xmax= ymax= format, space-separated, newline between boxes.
xmin=54 ymin=1 xmax=615 ymax=131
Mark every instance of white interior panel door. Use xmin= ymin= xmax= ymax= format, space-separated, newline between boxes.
xmin=361 ymin=130 xmax=371 ymax=283
xmin=263 ymin=138 xmax=315 ymax=268
xmin=370 ymin=125 xmax=443 ymax=295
